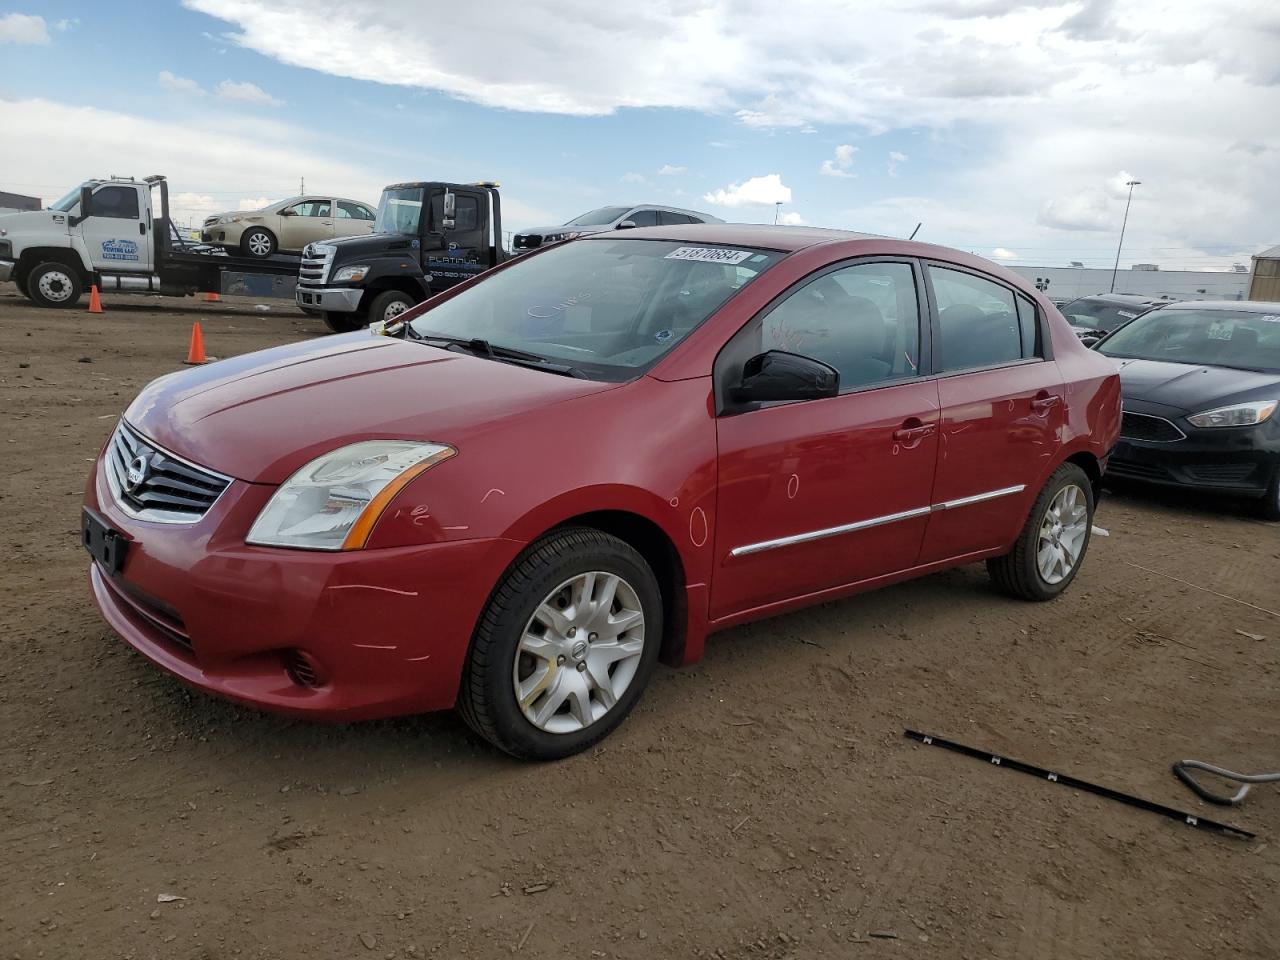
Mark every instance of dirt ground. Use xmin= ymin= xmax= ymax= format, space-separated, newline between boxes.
xmin=1 ymin=289 xmax=1276 ymax=960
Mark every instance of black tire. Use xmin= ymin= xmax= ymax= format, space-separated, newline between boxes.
xmin=240 ymin=227 xmax=277 ymax=259
xmin=14 ymin=272 xmax=29 ymax=299
xmin=367 ymin=288 xmax=417 ymax=326
xmin=27 ymin=261 xmax=83 ymax=308
xmin=1259 ymin=468 xmax=1280 ymax=522
xmin=458 ymin=528 xmax=663 ymax=760
xmin=321 ymin=311 xmax=366 ymax=334
xmin=299 ymin=306 xmax=322 ymax=318
xmin=987 ymin=462 xmax=1094 ymax=601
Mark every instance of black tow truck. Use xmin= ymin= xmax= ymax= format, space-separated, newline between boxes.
xmin=295 ymin=181 xmax=507 ymax=332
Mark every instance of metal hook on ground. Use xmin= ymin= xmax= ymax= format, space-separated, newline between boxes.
xmin=1172 ymin=760 xmax=1280 ymax=807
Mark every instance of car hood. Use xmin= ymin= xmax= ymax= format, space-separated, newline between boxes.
xmin=315 ymin=232 xmax=418 ymax=259
xmin=124 ymin=334 xmax=616 ymax=483
xmin=0 ymin=208 xmax=71 ymax=236
xmin=1113 ymin=357 xmax=1280 ymax=414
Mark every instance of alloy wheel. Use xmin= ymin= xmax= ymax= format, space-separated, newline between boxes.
xmin=512 ymin=571 xmax=645 ymax=734
xmin=247 ymin=232 xmax=272 ymax=256
xmin=1036 ymin=483 xmax=1089 ymax=584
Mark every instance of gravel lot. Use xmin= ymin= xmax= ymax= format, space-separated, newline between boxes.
xmin=1 ymin=290 xmax=1276 ymax=959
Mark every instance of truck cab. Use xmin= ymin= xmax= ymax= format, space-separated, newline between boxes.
xmin=295 ymin=181 xmax=506 ymax=332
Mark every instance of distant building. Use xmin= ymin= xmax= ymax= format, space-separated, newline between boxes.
xmin=1011 ymin=264 xmax=1248 ymax=302
xmin=1131 ymin=263 xmax=1159 ymax=271
xmin=0 ymin=189 xmax=40 ymax=214
xmin=1249 ymin=244 xmax=1280 ymax=301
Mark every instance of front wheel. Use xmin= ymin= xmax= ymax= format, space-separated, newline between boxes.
xmin=27 ymin=261 xmax=83 ymax=308
xmin=458 ymin=528 xmax=663 ymax=760
xmin=321 ymin=311 xmax=366 ymax=334
xmin=988 ymin=462 xmax=1094 ymax=601
xmin=241 ymin=227 xmax=276 ymax=259
xmin=368 ymin=289 xmax=416 ymax=326
xmin=1259 ymin=467 xmax=1280 ymax=522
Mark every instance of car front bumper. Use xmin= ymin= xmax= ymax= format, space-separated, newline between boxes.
xmin=1107 ymin=411 xmax=1279 ymax=498
xmin=0 ymin=259 xmax=13 ymax=283
xmin=85 ymin=447 xmax=521 ymax=720
xmin=296 ymin=286 xmax=362 ymax=313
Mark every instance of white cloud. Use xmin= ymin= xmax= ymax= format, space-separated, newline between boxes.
xmin=0 ymin=12 xmax=49 ymax=44
xmin=820 ymin=143 xmax=858 ymax=178
xmin=703 ymin=173 xmax=792 ymax=208
xmin=888 ymin=151 xmax=908 ymax=177
xmin=992 ymin=247 xmax=1018 ymax=260
xmin=216 ymin=79 xmax=283 ymax=106
xmin=159 ymin=70 xmax=205 ymax=95
xmin=778 ymin=211 xmax=806 ymax=226
xmin=657 ymin=164 xmax=686 ymax=175
xmin=54 ymin=17 xmax=79 ymax=31
xmin=239 ymin=197 xmax=274 ymax=210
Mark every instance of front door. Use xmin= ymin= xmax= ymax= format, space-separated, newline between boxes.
xmin=82 ymin=184 xmax=152 ymax=273
xmin=711 ymin=259 xmax=940 ymax=620
xmin=918 ymin=263 xmax=1065 ymax=563
xmin=278 ymin=199 xmax=334 ymax=251
xmin=424 ymin=189 xmax=488 ymax=291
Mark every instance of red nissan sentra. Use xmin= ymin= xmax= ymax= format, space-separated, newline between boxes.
xmin=83 ymin=225 xmax=1121 ymax=759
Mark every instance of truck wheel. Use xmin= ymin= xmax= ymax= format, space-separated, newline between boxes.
xmin=241 ymin=228 xmax=276 ymax=259
xmin=368 ymin=289 xmax=417 ymax=326
xmin=14 ymin=272 xmax=29 ymax=299
xmin=322 ymin=312 xmax=366 ymax=334
xmin=28 ymin=262 xmax=84 ymax=309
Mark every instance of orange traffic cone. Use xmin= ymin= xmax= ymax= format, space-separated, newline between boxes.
xmin=184 ymin=323 xmax=209 ymax=365
xmin=87 ymin=284 xmax=104 ymax=314
xmin=204 ymin=290 xmax=221 ymax=302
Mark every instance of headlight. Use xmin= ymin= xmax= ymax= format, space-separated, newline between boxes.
xmin=246 ymin=441 xmax=456 ymax=551
xmin=1186 ymin=400 xmax=1277 ymax=428
xmin=218 ymin=215 xmax=242 ymax=224
xmin=333 ymin=264 xmax=370 ymax=283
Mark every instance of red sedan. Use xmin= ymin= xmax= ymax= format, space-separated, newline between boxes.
xmin=83 ymin=225 xmax=1120 ymax=759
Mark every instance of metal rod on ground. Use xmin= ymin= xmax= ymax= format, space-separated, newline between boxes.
xmin=1172 ymin=760 xmax=1280 ymax=806
xmin=904 ymin=729 xmax=1255 ymax=840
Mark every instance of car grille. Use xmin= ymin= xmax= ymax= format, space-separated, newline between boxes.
xmin=1120 ymin=412 xmax=1185 ymax=443
xmin=1107 ymin=457 xmax=1171 ymax=482
xmin=1183 ymin=463 xmax=1259 ymax=485
xmin=102 ymin=574 xmax=194 ymax=653
xmin=513 ymin=234 xmax=542 ymax=250
xmin=105 ymin=421 xmax=232 ymax=523
xmin=298 ymin=243 xmax=334 ymax=285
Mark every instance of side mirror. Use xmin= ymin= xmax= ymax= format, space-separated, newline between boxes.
xmin=442 ymin=190 xmax=456 ymax=231
xmin=616 ymin=219 xmax=637 ymax=230
xmin=79 ymin=185 xmax=93 ymax=217
xmin=279 ymin=208 xmax=296 ymax=216
xmin=730 ymin=350 xmax=839 ymax=405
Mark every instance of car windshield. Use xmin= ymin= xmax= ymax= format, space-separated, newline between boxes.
xmin=1060 ymin=298 xmax=1147 ymax=332
xmin=408 ymin=238 xmax=782 ymax=380
xmin=566 ymin=206 xmax=630 ymax=227
xmin=49 ymin=182 xmax=89 ymax=212
xmin=1098 ymin=308 xmax=1280 ymax=373
xmin=374 ymin=187 xmax=424 ymax=235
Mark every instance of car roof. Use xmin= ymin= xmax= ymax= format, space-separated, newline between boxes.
xmin=580 ymin=222 xmax=887 ymax=253
xmin=624 ymin=204 xmax=725 ymax=223
xmin=1158 ymin=299 xmax=1280 ymax=313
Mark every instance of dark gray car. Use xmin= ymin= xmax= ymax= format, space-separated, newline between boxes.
xmin=512 ymin=204 xmax=724 ymax=252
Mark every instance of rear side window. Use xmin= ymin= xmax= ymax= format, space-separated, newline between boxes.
xmin=659 ymin=211 xmax=694 ymax=225
xmin=751 ymin=261 xmax=923 ymax=391
xmin=1016 ymin=294 xmax=1040 ymax=357
xmin=337 ymin=201 xmax=368 ymax=220
xmin=929 ymin=266 xmax=1027 ymax=372
xmin=89 ymin=186 xmax=139 ymax=220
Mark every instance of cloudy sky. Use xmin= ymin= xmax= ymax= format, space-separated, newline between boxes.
xmin=1 ymin=0 xmax=1276 ymax=269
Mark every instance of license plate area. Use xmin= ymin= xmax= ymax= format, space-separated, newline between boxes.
xmin=82 ymin=507 xmax=129 ymax=575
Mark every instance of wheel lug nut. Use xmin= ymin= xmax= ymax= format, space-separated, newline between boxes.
xmin=576 ymin=661 xmax=587 ymax=672
xmin=588 ymin=632 xmax=597 ymax=641
xmin=557 ymin=655 xmax=566 ymax=665
xmin=567 ymin=627 xmax=577 ymax=638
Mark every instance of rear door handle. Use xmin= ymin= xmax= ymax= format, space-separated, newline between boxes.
xmin=1031 ymin=394 xmax=1061 ymax=413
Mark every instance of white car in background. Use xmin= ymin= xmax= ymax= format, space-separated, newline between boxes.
xmin=512 ymin=204 xmax=723 ymax=252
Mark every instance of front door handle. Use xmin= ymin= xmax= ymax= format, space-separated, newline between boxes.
xmin=138 ymin=222 xmax=146 ymax=235
xmin=1031 ymin=393 xmax=1061 ymax=413
xmin=892 ymin=420 xmax=937 ymax=445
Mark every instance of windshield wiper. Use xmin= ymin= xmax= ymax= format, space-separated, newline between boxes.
xmin=409 ymin=331 xmax=587 ymax=378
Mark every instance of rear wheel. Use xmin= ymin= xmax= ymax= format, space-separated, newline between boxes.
xmin=28 ymin=261 xmax=83 ymax=308
xmin=241 ymin=227 xmax=276 ymax=259
xmin=988 ymin=463 xmax=1094 ymax=601
xmin=458 ymin=528 xmax=662 ymax=760
xmin=321 ymin=311 xmax=366 ymax=334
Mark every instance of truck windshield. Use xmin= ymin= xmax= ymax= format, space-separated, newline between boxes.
xmin=374 ymin=187 xmax=424 ymax=235
xmin=408 ymin=238 xmax=782 ymax=381
xmin=566 ymin=206 xmax=630 ymax=226
xmin=49 ymin=182 xmax=89 ymax=213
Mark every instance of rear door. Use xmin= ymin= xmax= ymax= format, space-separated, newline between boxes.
xmin=711 ymin=259 xmax=940 ymax=619
xmin=81 ymin=184 xmax=152 ymax=273
xmin=917 ymin=263 xmax=1064 ymax=564
xmin=335 ymin=200 xmax=376 ymax=239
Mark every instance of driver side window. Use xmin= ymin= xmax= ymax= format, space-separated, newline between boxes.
xmin=754 ymin=262 xmax=922 ymax=391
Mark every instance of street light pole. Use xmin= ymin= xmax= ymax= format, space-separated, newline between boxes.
xmin=774 ymin=201 xmax=782 ymax=225
xmin=1110 ymin=179 xmax=1140 ymax=293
